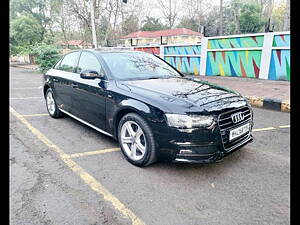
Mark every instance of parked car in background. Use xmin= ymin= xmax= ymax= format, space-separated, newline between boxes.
xmin=43 ymin=49 xmax=253 ymax=167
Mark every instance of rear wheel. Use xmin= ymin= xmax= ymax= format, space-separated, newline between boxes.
xmin=45 ymin=88 xmax=63 ymax=118
xmin=118 ymin=113 xmax=157 ymax=167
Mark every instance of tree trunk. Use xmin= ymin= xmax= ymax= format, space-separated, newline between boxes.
xmin=234 ymin=2 xmax=240 ymax=34
xmin=61 ymin=3 xmax=69 ymax=49
xmin=219 ymin=0 xmax=223 ymax=35
xmin=90 ymin=0 xmax=97 ymax=48
xmin=283 ymin=0 xmax=290 ymax=30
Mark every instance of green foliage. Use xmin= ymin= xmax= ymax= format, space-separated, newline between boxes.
xmin=9 ymin=0 xmax=49 ymax=29
xmin=239 ymin=2 xmax=265 ymax=33
xmin=10 ymin=14 xmax=43 ymax=56
xmin=122 ymin=15 xmax=139 ymax=35
xmin=203 ymin=7 xmax=219 ymax=36
xmin=271 ymin=2 xmax=286 ymax=31
xmin=31 ymin=43 xmax=61 ymax=72
xmin=182 ymin=5 xmax=220 ymax=37
xmin=176 ymin=17 xmax=201 ymax=32
xmin=141 ymin=16 xmax=166 ymax=31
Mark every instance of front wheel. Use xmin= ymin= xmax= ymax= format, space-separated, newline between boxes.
xmin=118 ymin=113 xmax=157 ymax=167
xmin=45 ymin=88 xmax=64 ymax=118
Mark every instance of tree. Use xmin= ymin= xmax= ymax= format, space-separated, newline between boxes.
xmin=283 ymin=0 xmax=290 ymax=30
xmin=10 ymin=14 xmax=43 ymax=56
xmin=239 ymin=2 xmax=265 ymax=33
xmin=90 ymin=0 xmax=97 ymax=48
xmin=31 ymin=43 xmax=60 ymax=72
xmin=219 ymin=0 xmax=224 ymax=35
xmin=271 ymin=2 xmax=286 ymax=31
xmin=122 ymin=15 xmax=139 ymax=35
xmin=141 ymin=16 xmax=166 ymax=31
xmin=232 ymin=0 xmax=241 ymax=34
xmin=177 ymin=0 xmax=213 ymax=36
xmin=156 ymin=0 xmax=179 ymax=29
xmin=200 ymin=5 xmax=219 ymax=36
xmin=9 ymin=0 xmax=53 ymax=38
xmin=177 ymin=17 xmax=200 ymax=32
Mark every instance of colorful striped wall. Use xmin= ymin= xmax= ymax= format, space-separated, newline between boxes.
xmin=273 ymin=34 xmax=290 ymax=47
xmin=164 ymin=45 xmax=201 ymax=55
xmin=205 ymin=35 xmax=264 ymax=79
xmin=207 ymin=36 xmax=264 ymax=49
xmin=205 ymin=34 xmax=290 ymax=81
xmin=164 ymin=45 xmax=201 ymax=75
xmin=206 ymin=50 xmax=261 ymax=78
xmin=134 ymin=47 xmax=160 ymax=55
xmin=268 ymin=34 xmax=290 ymax=80
xmin=164 ymin=56 xmax=201 ymax=75
xmin=132 ymin=32 xmax=290 ymax=81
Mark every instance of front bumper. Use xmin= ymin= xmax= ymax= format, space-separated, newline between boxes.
xmin=152 ymin=116 xmax=253 ymax=163
xmin=173 ymin=133 xmax=253 ymax=163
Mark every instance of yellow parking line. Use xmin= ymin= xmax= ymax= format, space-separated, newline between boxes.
xmin=22 ymin=113 xmax=49 ymax=117
xmin=253 ymin=125 xmax=290 ymax=132
xmin=11 ymin=87 xmax=40 ymax=90
xmin=9 ymin=106 xmax=145 ymax=225
xmin=10 ymin=97 xmax=43 ymax=100
xmin=253 ymin=127 xmax=276 ymax=132
xmin=279 ymin=125 xmax=290 ymax=128
xmin=68 ymin=148 xmax=120 ymax=158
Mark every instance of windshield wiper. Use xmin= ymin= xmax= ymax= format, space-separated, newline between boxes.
xmin=147 ymin=77 xmax=161 ymax=79
xmin=146 ymin=75 xmax=172 ymax=80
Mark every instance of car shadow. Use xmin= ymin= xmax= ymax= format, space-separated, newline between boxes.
xmin=146 ymin=147 xmax=251 ymax=175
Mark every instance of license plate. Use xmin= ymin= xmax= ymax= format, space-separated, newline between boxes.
xmin=229 ymin=123 xmax=250 ymax=141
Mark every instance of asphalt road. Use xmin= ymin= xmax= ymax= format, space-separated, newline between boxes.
xmin=9 ymin=66 xmax=290 ymax=225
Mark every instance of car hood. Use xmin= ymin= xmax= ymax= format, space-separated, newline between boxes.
xmin=117 ymin=77 xmax=248 ymax=114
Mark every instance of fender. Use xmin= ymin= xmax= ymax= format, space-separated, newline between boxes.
xmin=107 ymin=98 xmax=165 ymax=139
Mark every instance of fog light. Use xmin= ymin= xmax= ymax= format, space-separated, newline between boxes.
xmin=179 ymin=150 xmax=193 ymax=154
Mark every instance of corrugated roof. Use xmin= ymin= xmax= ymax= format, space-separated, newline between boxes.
xmin=121 ymin=28 xmax=201 ymax=39
xmin=59 ymin=40 xmax=92 ymax=46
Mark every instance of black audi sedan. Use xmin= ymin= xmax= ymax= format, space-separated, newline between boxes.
xmin=43 ymin=49 xmax=253 ymax=167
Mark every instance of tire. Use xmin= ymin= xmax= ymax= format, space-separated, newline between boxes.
xmin=118 ymin=113 xmax=157 ymax=167
xmin=45 ymin=88 xmax=64 ymax=118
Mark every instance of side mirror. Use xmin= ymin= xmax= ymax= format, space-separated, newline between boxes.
xmin=80 ymin=70 xmax=104 ymax=79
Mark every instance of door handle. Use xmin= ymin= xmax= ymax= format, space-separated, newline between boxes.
xmin=71 ymin=83 xmax=78 ymax=88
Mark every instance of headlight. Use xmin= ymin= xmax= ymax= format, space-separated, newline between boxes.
xmin=165 ymin=114 xmax=214 ymax=128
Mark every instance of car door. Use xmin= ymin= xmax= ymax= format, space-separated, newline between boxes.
xmin=71 ymin=51 xmax=107 ymax=131
xmin=51 ymin=51 xmax=80 ymax=113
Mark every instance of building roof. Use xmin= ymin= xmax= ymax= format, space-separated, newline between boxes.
xmin=59 ymin=40 xmax=92 ymax=46
xmin=121 ymin=28 xmax=201 ymax=39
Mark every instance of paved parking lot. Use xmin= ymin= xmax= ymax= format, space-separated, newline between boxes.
xmin=10 ymin=66 xmax=290 ymax=225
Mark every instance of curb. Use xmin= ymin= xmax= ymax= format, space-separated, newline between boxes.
xmin=246 ymin=96 xmax=290 ymax=113
xmin=10 ymin=64 xmax=39 ymax=70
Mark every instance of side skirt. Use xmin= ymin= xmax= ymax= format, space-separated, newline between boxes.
xmin=59 ymin=108 xmax=113 ymax=137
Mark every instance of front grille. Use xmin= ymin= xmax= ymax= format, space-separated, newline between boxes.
xmin=218 ymin=106 xmax=252 ymax=151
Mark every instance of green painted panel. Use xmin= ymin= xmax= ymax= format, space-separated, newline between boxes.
xmin=208 ymin=36 xmax=264 ymax=49
xmin=206 ymin=50 xmax=262 ymax=78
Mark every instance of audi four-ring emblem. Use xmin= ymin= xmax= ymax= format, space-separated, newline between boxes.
xmin=231 ymin=112 xmax=245 ymax=123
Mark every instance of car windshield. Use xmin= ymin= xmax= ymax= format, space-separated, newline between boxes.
xmin=101 ymin=52 xmax=182 ymax=80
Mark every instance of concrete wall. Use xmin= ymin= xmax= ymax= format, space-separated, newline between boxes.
xmin=10 ymin=55 xmax=31 ymax=64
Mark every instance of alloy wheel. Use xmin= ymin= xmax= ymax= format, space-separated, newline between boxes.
xmin=120 ymin=121 xmax=147 ymax=161
xmin=46 ymin=91 xmax=56 ymax=115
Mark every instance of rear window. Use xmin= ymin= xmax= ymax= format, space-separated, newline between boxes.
xmin=56 ymin=51 xmax=80 ymax=72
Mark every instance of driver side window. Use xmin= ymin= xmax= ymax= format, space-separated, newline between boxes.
xmin=77 ymin=52 xmax=102 ymax=75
